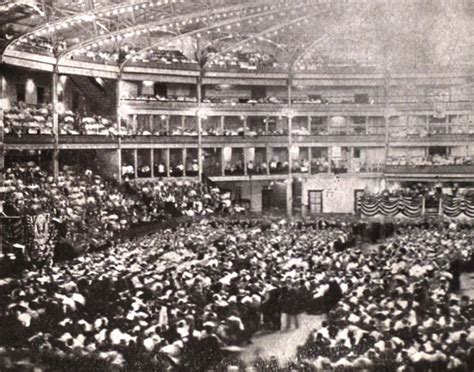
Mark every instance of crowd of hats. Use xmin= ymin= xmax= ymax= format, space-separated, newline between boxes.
xmin=3 ymin=102 xmax=118 ymax=136
xmin=387 ymin=155 xmax=474 ymax=167
xmin=0 ymin=218 xmax=355 ymax=370
xmin=0 ymin=217 xmax=472 ymax=370
xmin=4 ymin=102 xmax=53 ymax=136
xmin=297 ymin=222 xmax=474 ymax=371
xmin=3 ymin=163 xmax=231 ymax=250
xmin=202 ymin=51 xmax=279 ymax=71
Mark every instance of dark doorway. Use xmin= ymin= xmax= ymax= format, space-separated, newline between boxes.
xmin=262 ymin=186 xmax=274 ymax=212
xmin=154 ymin=83 xmax=167 ymax=97
xmin=251 ymin=86 xmax=266 ymax=100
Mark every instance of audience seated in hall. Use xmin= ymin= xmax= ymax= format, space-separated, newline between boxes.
xmin=3 ymin=162 xmax=233 ymax=251
xmin=0 ymin=217 xmax=472 ymax=370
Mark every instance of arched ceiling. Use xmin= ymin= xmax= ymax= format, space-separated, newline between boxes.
xmin=1 ymin=0 xmax=473 ymax=74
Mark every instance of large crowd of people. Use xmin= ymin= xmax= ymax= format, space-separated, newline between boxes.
xmin=0 ymin=217 xmax=472 ymax=371
xmin=297 ymin=221 xmax=474 ymax=371
xmin=3 ymin=162 xmax=233 ymax=253
xmin=6 ymin=100 xmax=473 ymax=140
xmin=387 ymin=155 xmax=473 ymax=168
xmin=0 ymin=218 xmax=354 ymax=371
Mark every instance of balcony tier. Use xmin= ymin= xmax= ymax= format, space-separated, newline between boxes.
xmin=4 ymin=133 xmax=474 ymax=150
xmin=121 ymin=100 xmax=472 ymax=116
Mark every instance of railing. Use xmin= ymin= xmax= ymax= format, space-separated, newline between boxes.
xmin=386 ymin=164 xmax=474 ymax=174
xmin=121 ymin=99 xmax=473 ymax=115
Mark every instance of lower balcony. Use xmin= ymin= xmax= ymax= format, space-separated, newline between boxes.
xmin=385 ymin=164 xmax=474 ymax=180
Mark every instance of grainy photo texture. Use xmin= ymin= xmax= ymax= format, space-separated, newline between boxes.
xmin=0 ymin=0 xmax=473 ymax=371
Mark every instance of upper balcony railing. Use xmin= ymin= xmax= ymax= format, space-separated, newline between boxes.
xmin=120 ymin=97 xmax=473 ymax=115
xmin=386 ymin=164 xmax=474 ymax=175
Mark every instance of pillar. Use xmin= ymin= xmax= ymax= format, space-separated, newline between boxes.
xmin=266 ymin=147 xmax=272 ymax=175
xmin=221 ymin=147 xmax=225 ymax=176
xmin=308 ymin=146 xmax=312 ymax=175
xmin=287 ymin=114 xmax=293 ymax=217
xmin=117 ymin=138 xmax=122 ymax=182
xmin=116 ymin=76 xmax=122 ymax=133
xmin=196 ymin=74 xmax=203 ymax=182
xmin=150 ymin=149 xmax=154 ymax=178
xmin=165 ymin=148 xmax=170 ymax=177
xmin=182 ymin=148 xmax=187 ymax=177
xmin=52 ymin=69 xmax=59 ymax=180
xmin=328 ymin=146 xmax=332 ymax=174
xmin=133 ymin=149 xmax=138 ymax=179
xmin=198 ymin=116 xmax=202 ymax=181
xmin=348 ymin=147 xmax=354 ymax=173
xmin=243 ymin=147 xmax=248 ymax=176
xmin=286 ymin=74 xmax=293 ymax=217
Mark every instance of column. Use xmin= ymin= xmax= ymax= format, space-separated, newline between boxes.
xmin=265 ymin=115 xmax=269 ymax=135
xmin=266 ymin=147 xmax=272 ymax=175
xmin=221 ymin=148 xmax=225 ymax=176
xmin=308 ymin=146 xmax=312 ymax=175
xmin=348 ymin=147 xmax=354 ymax=173
xmin=165 ymin=116 xmax=170 ymax=135
xmin=243 ymin=147 xmax=248 ymax=176
xmin=150 ymin=149 xmax=154 ymax=178
xmin=198 ymin=116 xmax=202 ymax=181
xmin=286 ymin=75 xmax=293 ymax=217
xmin=182 ymin=148 xmax=187 ymax=177
xmin=165 ymin=148 xmax=170 ymax=177
xmin=133 ymin=114 xmax=138 ymax=133
xmin=307 ymin=116 xmax=311 ymax=135
xmin=117 ymin=138 xmax=122 ymax=182
xmin=242 ymin=116 xmax=248 ymax=136
xmin=287 ymin=114 xmax=293 ymax=217
xmin=133 ymin=149 xmax=138 ymax=179
xmin=220 ymin=116 xmax=225 ymax=135
xmin=149 ymin=115 xmax=154 ymax=133
xmin=328 ymin=146 xmax=332 ymax=174
xmin=116 ymin=76 xmax=122 ymax=133
xmin=196 ymin=75 xmax=203 ymax=182
xmin=52 ymin=69 xmax=59 ymax=180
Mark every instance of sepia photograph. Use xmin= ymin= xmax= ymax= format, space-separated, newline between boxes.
xmin=0 ymin=0 xmax=473 ymax=371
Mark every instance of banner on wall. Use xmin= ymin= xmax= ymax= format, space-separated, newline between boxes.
xmin=25 ymin=214 xmax=57 ymax=267
xmin=358 ymin=194 xmax=423 ymax=217
xmin=358 ymin=194 xmax=474 ymax=218
xmin=442 ymin=195 xmax=474 ymax=218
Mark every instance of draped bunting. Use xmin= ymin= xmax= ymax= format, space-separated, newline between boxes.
xmin=358 ymin=195 xmax=423 ymax=217
xmin=442 ymin=195 xmax=474 ymax=218
xmin=358 ymin=194 xmax=474 ymax=218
